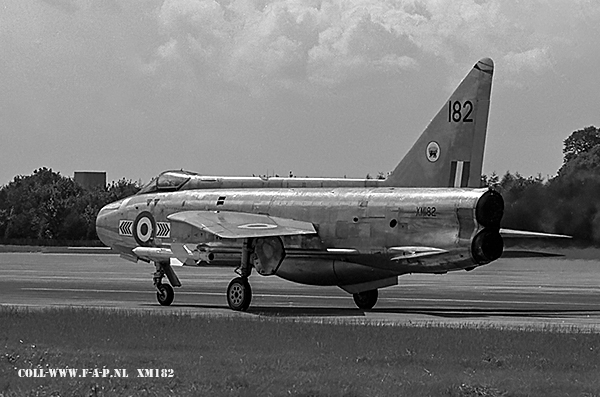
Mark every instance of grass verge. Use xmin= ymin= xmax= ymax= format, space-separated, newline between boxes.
xmin=1 ymin=306 xmax=599 ymax=396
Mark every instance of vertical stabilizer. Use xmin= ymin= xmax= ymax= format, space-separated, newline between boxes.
xmin=385 ymin=58 xmax=494 ymax=188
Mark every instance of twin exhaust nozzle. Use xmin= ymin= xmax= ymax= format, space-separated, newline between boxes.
xmin=472 ymin=190 xmax=504 ymax=263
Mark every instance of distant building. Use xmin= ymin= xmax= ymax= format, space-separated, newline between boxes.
xmin=74 ymin=171 xmax=106 ymax=189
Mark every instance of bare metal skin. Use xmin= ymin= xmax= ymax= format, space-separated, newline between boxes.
xmin=96 ymin=187 xmax=502 ymax=283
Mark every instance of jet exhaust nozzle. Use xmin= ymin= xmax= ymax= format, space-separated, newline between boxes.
xmin=471 ymin=229 xmax=504 ymax=264
xmin=475 ymin=189 xmax=504 ymax=228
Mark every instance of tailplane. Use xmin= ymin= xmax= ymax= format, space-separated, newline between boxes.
xmin=384 ymin=58 xmax=494 ymax=188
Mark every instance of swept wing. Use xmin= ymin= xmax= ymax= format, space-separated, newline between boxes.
xmin=167 ymin=210 xmax=317 ymax=239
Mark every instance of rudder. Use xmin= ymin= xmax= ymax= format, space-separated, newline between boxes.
xmin=384 ymin=58 xmax=494 ymax=188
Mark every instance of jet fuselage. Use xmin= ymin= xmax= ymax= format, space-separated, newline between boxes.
xmin=96 ymin=187 xmax=504 ymax=287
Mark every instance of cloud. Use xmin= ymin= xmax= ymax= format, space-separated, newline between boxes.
xmin=503 ymin=47 xmax=552 ymax=74
xmin=143 ymin=0 xmax=600 ymax=95
xmin=306 ymin=5 xmax=420 ymax=86
xmin=150 ymin=0 xmax=423 ymax=95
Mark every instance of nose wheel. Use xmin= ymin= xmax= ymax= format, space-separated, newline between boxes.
xmin=156 ymin=283 xmax=174 ymax=306
xmin=227 ymin=277 xmax=252 ymax=311
xmin=152 ymin=261 xmax=179 ymax=306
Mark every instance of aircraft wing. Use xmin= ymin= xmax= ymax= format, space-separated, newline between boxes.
xmin=500 ymin=228 xmax=571 ymax=239
xmin=167 ymin=210 xmax=317 ymax=239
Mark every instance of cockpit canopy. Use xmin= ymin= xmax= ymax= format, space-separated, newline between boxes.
xmin=137 ymin=170 xmax=196 ymax=195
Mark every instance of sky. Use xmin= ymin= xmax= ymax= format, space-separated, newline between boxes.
xmin=1 ymin=0 xmax=599 ymax=186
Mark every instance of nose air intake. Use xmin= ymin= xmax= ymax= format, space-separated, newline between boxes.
xmin=95 ymin=200 xmax=123 ymax=248
xmin=472 ymin=190 xmax=504 ymax=264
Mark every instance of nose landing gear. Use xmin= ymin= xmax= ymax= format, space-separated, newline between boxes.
xmin=156 ymin=283 xmax=174 ymax=306
xmin=152 ymin=261 xmax=181 ymax=306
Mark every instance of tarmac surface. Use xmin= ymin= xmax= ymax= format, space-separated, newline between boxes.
xmin=1 ymin=252 xmax=599 ymax=331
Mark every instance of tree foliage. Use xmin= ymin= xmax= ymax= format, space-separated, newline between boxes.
xmin=0 ymin=168 xmax=139 ymax=243
xmin=561 ymin=126 xmax=600 ymax=165
xmin=486 ymin=125 xmax=600 ymax=245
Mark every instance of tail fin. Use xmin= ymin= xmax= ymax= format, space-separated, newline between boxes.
xmin=384 ymin=58 xmax=494 ymax=188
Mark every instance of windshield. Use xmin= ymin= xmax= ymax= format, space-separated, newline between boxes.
xmin=157 ymin=171 xmax=190 ymax=190
xmin=136 ymin=171 xmax=192 ymax=195
xmin=137 ymin=177 xmax=158 ymax=195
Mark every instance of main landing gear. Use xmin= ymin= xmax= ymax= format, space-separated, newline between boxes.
xmin=227 ymin=239 xmax=253 ymax=311
xmin=227 ymin=277 xmax=252 ymax=311
xmin=352 ymin=289 xmax=378 ymax=310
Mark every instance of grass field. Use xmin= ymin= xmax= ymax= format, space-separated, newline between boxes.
xmin=1 ymin=306 xmax=599 ymax=396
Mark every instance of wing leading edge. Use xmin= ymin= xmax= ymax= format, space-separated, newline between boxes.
xmin=500 ymin=228 xmax=571 ymax=239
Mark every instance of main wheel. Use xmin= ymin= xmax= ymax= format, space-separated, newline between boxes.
xmin=227 ymin=277 xmax=252 ymax=311
xmin=156 ymin=283 xmax=174 ymax=306
xmin=353 ymin=289 xmax=378 ymax=310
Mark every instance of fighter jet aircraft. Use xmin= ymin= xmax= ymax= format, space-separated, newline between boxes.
xmin=96 ymin=58 xmax=565 ymax=311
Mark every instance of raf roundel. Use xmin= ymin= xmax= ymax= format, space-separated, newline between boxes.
xmin=133 ymin=212 xmax=156 ymax=246
xmin=426 ymin=141 xmax=441 ymax=163
xmin=238 ymin=223 xmax=278 ymax=230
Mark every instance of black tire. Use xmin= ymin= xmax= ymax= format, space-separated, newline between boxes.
xmin=227 ymin=277 xmax=252 ymax=311
xmin=353 ymin=289 xmax=378 ymax=310
xmin=156 ymin=283 xmax=174 ymax=306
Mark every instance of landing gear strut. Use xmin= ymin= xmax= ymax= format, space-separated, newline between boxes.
xmin=153 ymin=261 xmax=180 ymax=306
xmin=227 ymin=238 xmax=254 ymax=311
xmin=353 ymin=289 xmax=378 ymax=310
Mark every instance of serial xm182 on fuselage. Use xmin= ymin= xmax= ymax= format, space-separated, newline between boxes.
xmin=96 ymin=58 xmax=565 ymax=311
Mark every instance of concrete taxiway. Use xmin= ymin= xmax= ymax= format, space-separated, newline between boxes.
xmin=1 ymin=252 xmax=599 ymax=330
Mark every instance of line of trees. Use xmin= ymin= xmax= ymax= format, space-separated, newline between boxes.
xmin=0 ymin=168 xmax=139 ymax=245
xmin=0 ymin=126 xmax=598 ymax=245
